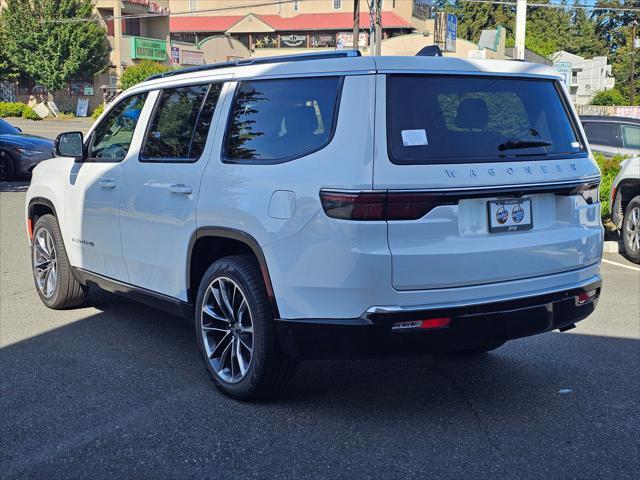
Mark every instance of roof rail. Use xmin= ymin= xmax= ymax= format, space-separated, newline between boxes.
xmin=145 ymin=50 xmax=362 ymax=82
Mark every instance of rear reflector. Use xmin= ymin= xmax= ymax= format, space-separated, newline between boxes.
xmin=27 ymin=218 xmax=33 ymax=240
xmin=320 ymin=190 xmax=450 ymax=221
xmin=392 ymin=317 xmax=451 ymax=331
xmin=575 ymin=290 xmax=597 ymax=306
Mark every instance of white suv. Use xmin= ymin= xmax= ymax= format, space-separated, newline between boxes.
xmin=26 ymin=52 xmax=603 ymax=399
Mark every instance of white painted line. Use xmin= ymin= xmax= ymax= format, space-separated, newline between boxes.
xmin=602 ymin=258 xmax=640 ymax=272
xmin=603 ymin=241 xmax=620 ymax=254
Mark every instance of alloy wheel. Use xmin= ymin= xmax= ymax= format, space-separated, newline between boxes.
xmin=33 ymin=228 xmax=58 ymax=298
xmin=200 ymin=277 xmax=254 ymax=384
xmin=625 ymin=206 xmax=640 ymax=254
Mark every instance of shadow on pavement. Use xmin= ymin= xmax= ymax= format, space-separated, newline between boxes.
xmin=1 ymin=288 xmax=638 ymax=478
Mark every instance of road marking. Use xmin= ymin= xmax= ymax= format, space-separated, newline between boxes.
xmin=602 ymin=258 xmax=640 ymax=272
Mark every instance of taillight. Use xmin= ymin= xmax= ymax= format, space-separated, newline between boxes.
xmin=320 ymin=190 xmax=449 ymax=221
xmin=575 ymin=289 xmax=597 ymax=306
xmin=392 ymin=317 xmax=451 ymax=331
xmin=578 ymin=183 xmax=599 ymax=205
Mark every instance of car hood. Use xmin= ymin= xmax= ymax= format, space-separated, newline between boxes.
xmin=0 ymin=133 xmax=54 ymax=151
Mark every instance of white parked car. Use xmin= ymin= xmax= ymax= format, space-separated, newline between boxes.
xmin=610 ymin=156 xmax=640 ymax=263
xmin=26 ymin=52 xmax=603 ymax=399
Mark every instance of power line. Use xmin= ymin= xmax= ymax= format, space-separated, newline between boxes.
xmin=36 ymin=0 xmax=640 ymax=25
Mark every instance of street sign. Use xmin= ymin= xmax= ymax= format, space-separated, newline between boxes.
xmin=554 ymin=62 xmax=572 ymax=89
xmin=446 ymin=14 xmax=457 ymax=53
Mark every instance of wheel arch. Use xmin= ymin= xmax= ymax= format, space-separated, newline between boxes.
xmin=27 ymin=197 xmax=59 ymax=241
xmin=615 ymin=178 xmax=640 ymax=225
xmin=187 ymin=227 xmax=280 ymax=318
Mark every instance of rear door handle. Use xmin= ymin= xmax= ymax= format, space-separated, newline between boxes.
xmin=99 ymin=178 xmax=117 ymax=189
xmin=169 ymin=184 xmax=193 ymax=195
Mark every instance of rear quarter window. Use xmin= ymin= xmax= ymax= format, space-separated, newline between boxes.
xmin=223 ymin=76 xmax=342 ymax=163
xmin=387 ymin=75 xmax=586 ymax=165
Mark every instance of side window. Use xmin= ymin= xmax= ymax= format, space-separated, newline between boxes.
xmin=621 ymin=125 xmax=640 ymax=150
xmin=141 ymin=83 xmax=222 ymax=162
xmin=582 ymin=122 xmax=620 ymax=147
xmin=224 ymin=76 xmax=342 ymax=162
xmin=87 ymin=94 xmax=147 ymax=161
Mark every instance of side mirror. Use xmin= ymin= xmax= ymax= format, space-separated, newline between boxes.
xmin=15 ymin=126 xmax=22 ymax=133
xmin=54 ymin=131 xmax=84 ymax=160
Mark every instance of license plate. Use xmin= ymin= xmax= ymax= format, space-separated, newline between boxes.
xmin=488 ymin=198 xmax=533 ymax=233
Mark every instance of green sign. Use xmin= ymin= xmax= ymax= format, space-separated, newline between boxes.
xmin=131 ymin=37 xmax=167 ymax=61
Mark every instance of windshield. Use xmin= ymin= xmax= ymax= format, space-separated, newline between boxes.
xmin=0 ymin=119 xmax=20 ymax=135
xmin=387 ymin=75 xmax=586 ymax=165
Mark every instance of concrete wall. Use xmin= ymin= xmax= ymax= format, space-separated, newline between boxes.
xmin=575 ymin=105 xmax=640 ymax=119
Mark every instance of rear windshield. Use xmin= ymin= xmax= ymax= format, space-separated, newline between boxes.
xmin=387 ymin=75 xmax=586 ymax=165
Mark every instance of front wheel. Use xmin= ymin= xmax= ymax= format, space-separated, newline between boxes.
xmin=31 ymin=214 xmax=88 ymax=309
xmin=195 ymin=255 xmax=298 ymax=400
xmin=0 ymin=151 xmax=14 ymax=181
xmin=622 ymin=196 xmax=640 ymax=264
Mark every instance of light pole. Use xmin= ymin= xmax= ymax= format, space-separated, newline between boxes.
xmin=515 ymin=0 xmax=527 ymax=60
xmin=630 ymin=20 xmax=637 ymax=105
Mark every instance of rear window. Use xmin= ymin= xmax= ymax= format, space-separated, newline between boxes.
xmin=224 ymin=76 xmax=342 ymax=163
xmin=387 ymin=75 xmax=586 ymax=165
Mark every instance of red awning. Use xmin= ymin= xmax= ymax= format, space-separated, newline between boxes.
xmin=170 ymin=12 xmax=413 ymax=33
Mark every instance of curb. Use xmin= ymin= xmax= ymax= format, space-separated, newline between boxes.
xmin=603 ymin=241 xmax=620 ymax=254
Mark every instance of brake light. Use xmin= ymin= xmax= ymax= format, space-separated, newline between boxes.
xmin=575 ymin=290 xmax=597 ymax=306
xmin=320 ymin=190 xmax=449 ymax=221
xmin=392 ymin=317 xmax=451 ymax=331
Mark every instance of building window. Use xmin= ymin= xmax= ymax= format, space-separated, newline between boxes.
xmin=333 ymin=0 xmax=342 ymax=9
xmin=189 ymin=0 xmax=197 ymax=12
xmin=293 ymin=0 xmax=300 ymax=12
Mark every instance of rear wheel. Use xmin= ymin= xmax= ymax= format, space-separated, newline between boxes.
xmin=195 ymin=255 xmax=298 ymax=400
xmin=453 ymin=341 xmax=505 ymax=356
xmin=622 ymin=196 xmax=640 ymax=264
xmin=31 ymin=214 xmax=88 ymax=309
xmin=0 ymin=151 xmax=14 ymax=181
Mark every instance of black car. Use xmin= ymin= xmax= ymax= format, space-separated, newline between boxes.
xmin=580 ymin=115 xmax=640 ymax=157
xmin=0 ymin=119 xmax=54 ymax=181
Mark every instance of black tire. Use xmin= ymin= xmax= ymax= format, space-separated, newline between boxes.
xmin=195 ymin=255 xmax=298 ymax=400
xmin=621 ymin=195 xmax=640 ymax=264
xmin=0 ymin=150 xmax=14 ymax=181
xmin=453 ymin=341 xmax=505 ymax=356
xmin=31 ymin=214 xmax=88 ymax=309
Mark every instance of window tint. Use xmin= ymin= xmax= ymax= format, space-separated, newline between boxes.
xmin=88 ymin=93 xmax=147 ymax=161
xmin=621 ymin=125 xmax=640 ymax=150
xmin=224 ymin=76 xmax=341 ymax=162
xmin=142 ymin=84 xmax=221 ymax=162
xmin=582 ymin=122 xmax=620 ymax=147
xmin=387 ymin=75 xmax=585 ymax=164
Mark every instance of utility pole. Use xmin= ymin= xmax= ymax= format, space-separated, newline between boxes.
xmin=367 ymin=0 xmax=382 ymax=56
xmin=515 ymin=0 xmax=527 ymax=60
xmin=353 ymin=0 xmax=360 ymax=52
xmin=375 ymin=0 xmax=382 ymax=56
xmin=631 ymin=20 xmax=637 ymax=105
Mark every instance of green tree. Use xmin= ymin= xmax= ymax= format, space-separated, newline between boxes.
xmin=0 ymin=0 xmax=108 ymax=92
xmin=591 ymin=88 xmax=627 ymax=105
xmin=570 ymin=1 xmax=608 ymax=58
xmin=120 ymin=61 xmax=171 ymax=90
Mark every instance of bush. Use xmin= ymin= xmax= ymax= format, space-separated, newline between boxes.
xmin=591 ymin=89 xmax=627 ymax=106
xmin=91 ymin=103 xmax=104 ymax=119
xmin=21 ymin=106 xmax=40 ymax=120
xmin=0 ymin=101 xmax=26 ymax=117
xmin=120 ymin=60 xmax=170 ymax=90
xmin=0 ymin=102 xmax=40 ymax=120
xmin=594 ymin=153 xmax=625 ymax=219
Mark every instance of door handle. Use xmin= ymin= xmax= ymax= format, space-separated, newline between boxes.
xmin=169 ymin=184 xmax=193 ymax=195
xmin=99 ymin=178 xmax=117 ymax=189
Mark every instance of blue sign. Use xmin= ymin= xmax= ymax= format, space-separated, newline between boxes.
xmin=446 ymin=14 xmax=457 ymax=52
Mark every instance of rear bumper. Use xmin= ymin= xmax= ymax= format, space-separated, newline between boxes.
xmin=275 ymin=278 xmax=601 ymax=359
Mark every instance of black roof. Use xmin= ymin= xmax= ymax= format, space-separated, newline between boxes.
xmin=579 ymin=115 xmax=640 ymax=125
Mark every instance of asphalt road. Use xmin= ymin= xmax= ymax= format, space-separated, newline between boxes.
xmin=8 ymin=118 xmax=94 ymax=141
xmin=1 ymin=124 xmax=639 ymax=478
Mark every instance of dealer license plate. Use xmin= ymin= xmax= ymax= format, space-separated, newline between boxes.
xmin=487 ymin=198 xmax=533 ymax=233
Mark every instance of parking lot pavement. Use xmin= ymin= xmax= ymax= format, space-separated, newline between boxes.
xmin=7 ymin=117 xmax=94 ymax=140
xmin=1 ymin=189 xmax=639 ymax=479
